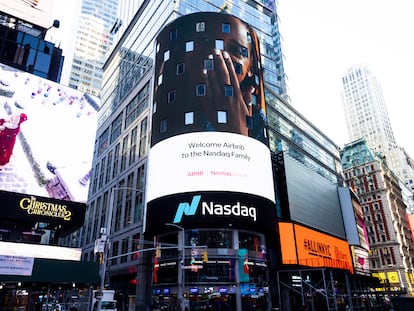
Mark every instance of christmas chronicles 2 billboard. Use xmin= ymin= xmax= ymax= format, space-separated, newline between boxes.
xmin=146 ymin=12 xmax=275 ymax=233
xmin=0 ymin=63 xmax=99 ymax=224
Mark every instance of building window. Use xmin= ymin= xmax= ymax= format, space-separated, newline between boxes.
xmin=204 ymin=59 xmax=214 ymax=70
xmin=241 ymin=46 xmax=248 ymax=58
xmin=234 ymin=62 xmax=242 ymax=74
xmin=121 ymin=238 xmax=128 ymax=263
xmin=217 ymin=111 xmax=227 ymax=124
xmin=196 ymin=84 xmax=206 ymax=96
xmin=111 ymin=241 xmax=119 ymax=265
xmin=247 ymin=33 xmax=252 ymax=43
xmin=251 ymin=94 xmax=257 ymax=105
xmin=152 ymin=102 xmax=157 ymax=114
xmin=185 ymin=112 xmax=194 ymax=125
xmin=196 ymin=22 xmax=205 ymax=32
xmin=222 ymin=23 xmax=230 ymax=33
xmin=386 ymin=257 xmax=391 ymax=266
xmin=164 ymin=50 xmax=170 ymax=62
xmin=168 ymin=90 xmax=176 ymax=103
xmin=246 ymin=116 xmax=253 ymax=129
xmin=170 ymin=28 xmax=178 ymax=40
xmin=224 ymin=85 xmax=233 ymax=97
xmin=176 ymin=63 xmax=185 ymax=75
xmin=215 ymin=39 xmax=224 ymax=50
xmin=160 ymin=119 xmax=167 ymax=133
xmin=157 ymin=74 xmax=163 ymax=86
xmin=186 ymin=41 xmax=194 ymax=52
xmin=131 ymin=233 xmax=140 ymax=261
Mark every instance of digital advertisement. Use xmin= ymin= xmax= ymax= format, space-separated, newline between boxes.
xmin=0 ymin=63 xmax=98 ymax=226
xmin=0 ymin=189 xmax=86 ymax=227
xmin=146 ymin=131 xmax=275 ymax=203
xmin=146 ymin=12 xmax=275 ymax=233
xmin=145 ymin=191 xmax=276 ymax=234
xmin=278 ymin=222 xmax=354 ymax=273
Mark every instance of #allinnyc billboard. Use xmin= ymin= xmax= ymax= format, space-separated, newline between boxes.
xmin=146 ymin=12 xmax=276 ymax=234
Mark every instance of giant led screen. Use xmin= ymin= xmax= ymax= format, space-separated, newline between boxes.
xmin=146 ymin=12 xmax=276 ymax=234
xmin=0 ymin=63 xmax=99 ymax=227
xmin=278 ymin=222 xmax=354 ymax=274
xmin=284 ymin=154 xmax=346 ymax=238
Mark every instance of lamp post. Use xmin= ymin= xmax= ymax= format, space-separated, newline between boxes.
xmin=166 ymin=223 xmax=185 ymax=311
xmin=96 ymin=187 xmax=144 ymax=311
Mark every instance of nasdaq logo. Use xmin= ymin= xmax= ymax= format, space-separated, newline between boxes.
xmin=173 ymin=195 xmax=201 ymax=223
xmin=173 ymin=195 xmax=257 ymax=223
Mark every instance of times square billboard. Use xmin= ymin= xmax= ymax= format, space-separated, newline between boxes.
xmin=145 ymin=12 xmax=276 ymax=234
xmin=0 ymin=63 xmax=99 ymax=229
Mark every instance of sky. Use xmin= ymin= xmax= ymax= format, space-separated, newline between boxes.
xmin=47 ymin=0 xmax=414 ymax=156
xmin=47 ymin=0 xmax=82 ymax=84
xmin=277 ymin=0 xmax=414 ymax=156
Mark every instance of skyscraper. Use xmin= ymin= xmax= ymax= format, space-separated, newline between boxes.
xmin=341 ymin=65 xmax=397 ymax=156
xmin=341 ymin=139 xmax=414 ymax=294
xmin=341 ymin=64 xmax=414 ymax=195
xmin=82 ymin=1 xmax=371 ymax=310
xmin=66 ymin=0 xmax=118 ymax=97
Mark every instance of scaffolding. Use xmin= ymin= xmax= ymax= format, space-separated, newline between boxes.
xmin=275 ymin=268 xmax=396 ymax=311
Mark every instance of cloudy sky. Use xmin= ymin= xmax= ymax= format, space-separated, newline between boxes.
xmin=277 ymin=0 xmax=414 ymax=156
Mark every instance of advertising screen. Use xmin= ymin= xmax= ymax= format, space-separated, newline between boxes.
xmin=0 ymin=241 xmax=81 ymax=261
xmin=0 ymin=0 xmax=54 ymax=29
xmin=284 ymin=154 xmax=345 ymax=238
xmin=146 ymin=12 xmax=275 ymax=233
xmin=0 ymin=63 xmax=99 ymax=226
xmin=279 ymin=222 xmax=354 ymax=273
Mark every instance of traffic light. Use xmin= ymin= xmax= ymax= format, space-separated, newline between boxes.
xmin=202 ymin=250 xmax=208 ymax=263
xmin=155 ymin=245 xmax=161 ymax=258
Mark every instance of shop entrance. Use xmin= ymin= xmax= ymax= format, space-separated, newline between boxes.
xmin=188 ymin=293 xmax=235 ymax=311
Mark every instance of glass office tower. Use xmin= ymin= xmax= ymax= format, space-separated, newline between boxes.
xmin=82 ymin=1 xmax=347 ymax=310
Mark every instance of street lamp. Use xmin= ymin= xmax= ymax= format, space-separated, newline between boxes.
xmin=166 ymin=223 xmax=185 ymax=311
xmin=96 ymin=187 xmax=144 ymax=311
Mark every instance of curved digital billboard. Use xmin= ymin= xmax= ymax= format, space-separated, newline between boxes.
xmin=146 ymin=12 xmax=275 ymax=234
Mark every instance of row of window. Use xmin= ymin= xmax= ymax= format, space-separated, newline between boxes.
xmin=159 ymin=110 xmax=248 ymax=133
xmin=85 ymin=166 xmax=146 ymax=252
xmin=92 ymin=122 xmax=148 ymax=193
xmin=364 ymin=213 xmax=383 ymax=223
xmin=158 ymin=229 xmax=265 ymax=253
xmin=168 ymin=21 xmax=234 ymax=41
xmin=157 ymin=109 xmax=255 ymax=133
xmin=162 ymin=83 xmax=235 ymax=103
